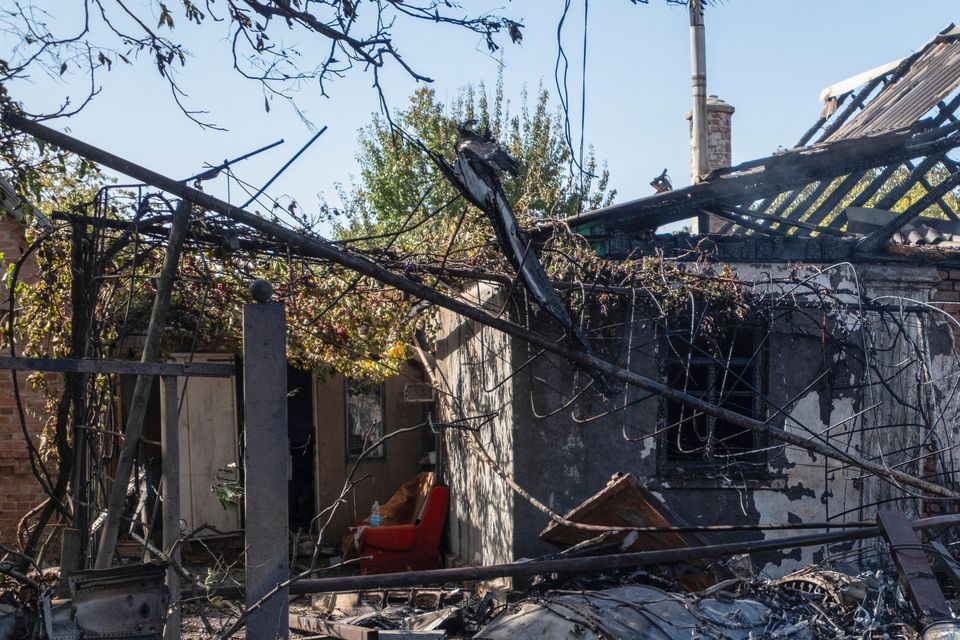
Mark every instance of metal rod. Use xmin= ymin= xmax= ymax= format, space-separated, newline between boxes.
xmin=241 ymin=127 xmax=326 ymax=208
xmin=544 ymin=520 xmax=876 ymax=534
xmin=287 ymin=512 xmax=960 ymax=595
xmin=95 ymin=198 xmax=192 ymax=569
xmin=5 ymin=111 xmax=956 ymax=500
xmin=181 ymin=138 xmax=285 ymax=183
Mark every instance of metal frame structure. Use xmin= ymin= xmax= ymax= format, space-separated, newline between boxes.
xmin=0 ymin=306 xmax=289 ymax=640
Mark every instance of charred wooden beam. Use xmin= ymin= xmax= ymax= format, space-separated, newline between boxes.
xmin=720 ymin=205 xmax=846 ymax=237
xmin=815 ymin=74 xmax=890 ymax=143
xmin=794 ymin=170 xmax=872 ymax=234
xmin=878 ymin=510 xmax=952 ymax=624
xmin=761 ymin=179 xmax=835 ymax=232
xmin=562 ymin=123 xmax=960 ymax=233
xmin=703 ymin=207 xmax=786 ymax=237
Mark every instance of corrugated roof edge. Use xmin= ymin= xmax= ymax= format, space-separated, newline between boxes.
xmin=0 ymin=176 xmax=50 ymax=229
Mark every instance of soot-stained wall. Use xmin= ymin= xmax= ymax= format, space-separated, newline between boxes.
xmin=437 ymin=263 xmax=959 ymax=575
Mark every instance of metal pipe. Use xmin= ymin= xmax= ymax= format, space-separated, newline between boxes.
xmin=689 ymin=0 xmax=710 ymax=233
xmin=181 ymin=138 xmax=284 ymax=183
xmin=689 ymin=0 xmax=708 ymax=183
xmin=286 ymin=512 xmax=960 ymax=595
xmin=241 ymin=127 xmax=326 ymax=208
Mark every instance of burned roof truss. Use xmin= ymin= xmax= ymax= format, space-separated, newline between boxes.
xmin=567 ymin=24 xmax=960 ymax=254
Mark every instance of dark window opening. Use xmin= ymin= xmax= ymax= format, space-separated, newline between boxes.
xmin=288 ymin=365 xmax=316 ymax=533
xmin=346 ymin=379 xmax=386 ymax=458
xmin=661 ymin=322 xmax=766 ymax=470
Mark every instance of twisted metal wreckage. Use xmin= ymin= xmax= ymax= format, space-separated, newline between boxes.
xmin=5 ymin=23 xmax=960 ymax=640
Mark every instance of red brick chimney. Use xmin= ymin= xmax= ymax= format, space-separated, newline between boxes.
xmin=687 ymin=95 xmax=735 ymax=232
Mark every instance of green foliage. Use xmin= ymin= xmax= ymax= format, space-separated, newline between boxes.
xmin=212 ymin=463 xmax=243 ymax=511
xmin=333 ymin=81 xmax=615 ymax=253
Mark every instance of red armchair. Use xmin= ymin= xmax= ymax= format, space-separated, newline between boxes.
xmin=356 ymin=485 xmax=449 ymax=574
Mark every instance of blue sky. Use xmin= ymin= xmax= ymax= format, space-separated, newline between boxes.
xmin=6 ymin=1 xmax=959 ymax=231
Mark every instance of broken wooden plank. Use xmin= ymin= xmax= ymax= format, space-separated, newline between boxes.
xmin=289 ymin=613 xmax=378 ymax=640
xmin=540 ymin=473 xmax=710 ymax=552
xmin=877 ymin=510 xmax=952 ymax=623
xmin=539 ymin=473 xmax=720 ymax=589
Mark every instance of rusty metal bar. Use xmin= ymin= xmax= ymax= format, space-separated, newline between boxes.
xmin=161 ymin=375 xmax=181 ymax=640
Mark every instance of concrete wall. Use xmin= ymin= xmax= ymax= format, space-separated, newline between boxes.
xmin=0 ymin=215 xmax=51 ymax=546
xmin=434 ymin=284 xmax=516 ymax=566
xmin=438 ymin=262 xmax=960 ymax=574
xmin=509 ymin=304 xmax=662 ymax=559
xmin=314 ymin=364 xmax=431 ymax=546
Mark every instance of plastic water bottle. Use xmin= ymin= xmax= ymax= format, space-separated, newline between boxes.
xmin=370 ymin=501 xmax=381 ymax=527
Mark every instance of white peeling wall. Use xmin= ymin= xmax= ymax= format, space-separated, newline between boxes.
xmin=736 ymin=262 xmax=957 ymax=575
xmin=434 ymin=263 xmax=959 ymax=576
xmin=434 ymin=283 xmax=516 ymax=567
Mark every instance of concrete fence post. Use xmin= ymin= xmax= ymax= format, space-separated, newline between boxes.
xmin=242 ymin=279 xmax=289 ymax=639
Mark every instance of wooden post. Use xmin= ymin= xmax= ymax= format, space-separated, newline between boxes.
xmin=161 ymin=375 xmax=182 ymax=640
xmin=878 ymin=510 xmax=952 ymax=624
xmin=243 ymin=280 xmax=289 ymax=639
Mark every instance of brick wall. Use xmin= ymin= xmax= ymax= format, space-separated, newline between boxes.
xmin=704 ymin=96 xmax=734 ymax=175
xmin=687 ymin=95 xmax=735 ymax=233
xmin=0 ymin=215 xmax=52 ymax=547
xmin=687 ymin=95 xmax=735 ymax=180
xmin=933 ymin=268 xmax=960 ymax=345
xmin=923 ymin=269 xmax=960 ymax=516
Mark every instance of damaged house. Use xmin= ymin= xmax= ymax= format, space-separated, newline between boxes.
xmin=433 ymin=24 xmax=960 ymax=576
xmin=6 ymin=15 xmax=960 ymax=640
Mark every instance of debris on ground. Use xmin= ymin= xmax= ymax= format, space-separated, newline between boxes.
xmin=539 ymin=473 xmax=728 ymax=589
xmin=276 ymin=560 xmax=946 ymax=639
